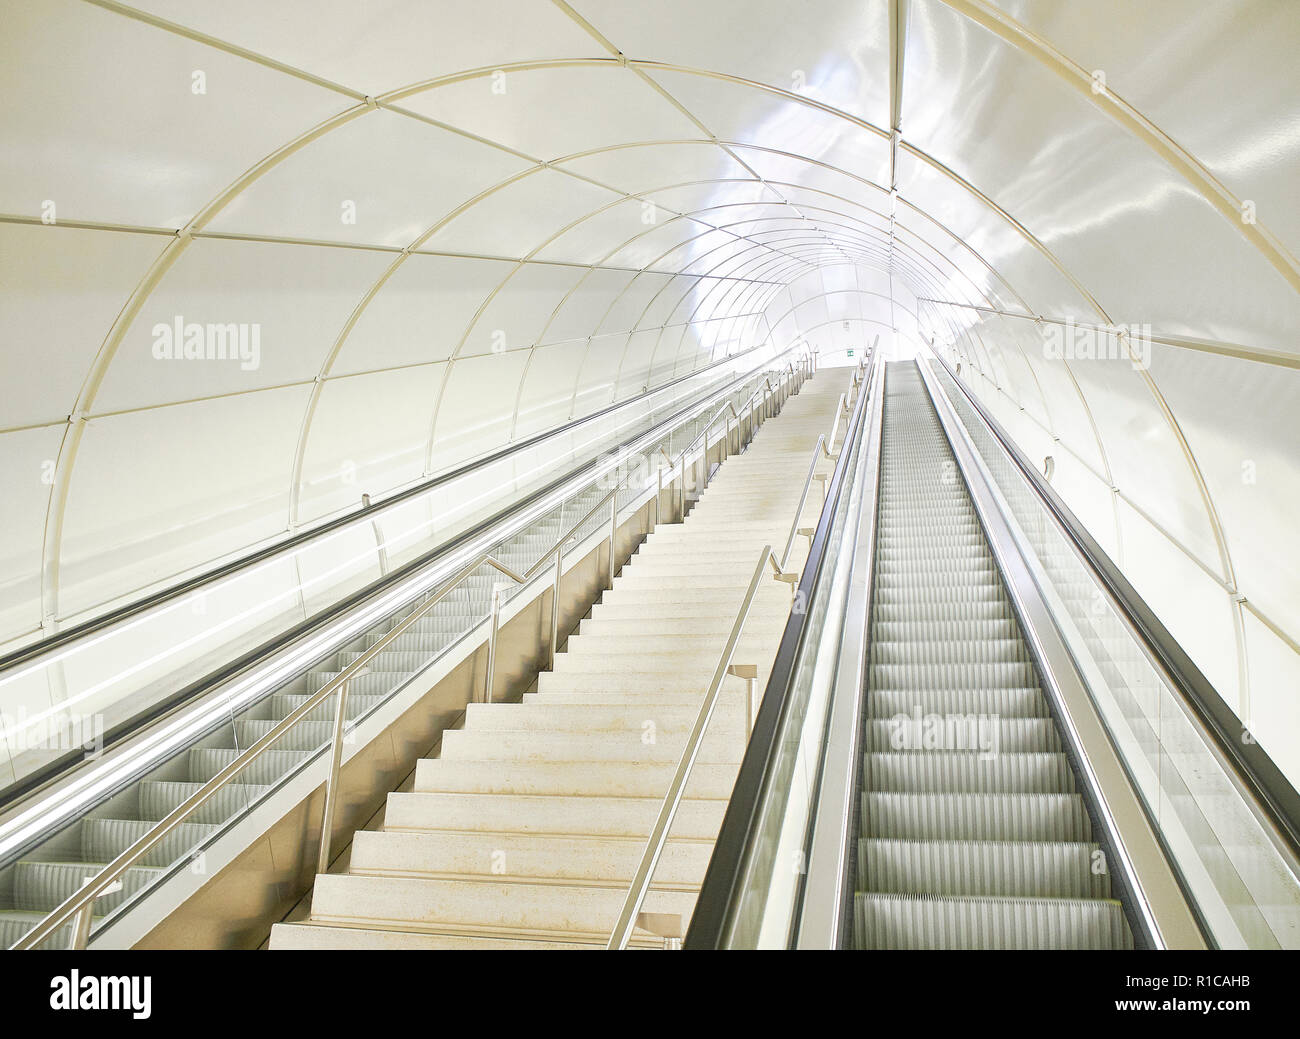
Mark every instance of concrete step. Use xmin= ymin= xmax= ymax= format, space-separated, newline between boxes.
xmin=550 ymin=651 xmax=774 ymax=676
xmin=439 ymin=727 xmax=747 ymax=764
xmin=535 ymin=670 xmax=755 ymax=695
xmin=589 ymin=599 xmax=790 ymax=621
xmin=270 ymin=921 xmax=592 ymax=950
xmin=564 ymin=632 xmax=782 ymax=656
xmin=307 ymin=872 xmax=695 ymax=943
xmin=523 ymin=687 xmax=746 ymax=707
xmin=414 ymin=758 xmax=739 ymax=798
xmin=579 ymin=616 xmax=789 ymax=638
xmin=348 ymin=828 xmax=715 ymax=886
xmin=463 ymin=701 xmax=748 ymax=734
xmin=383 ymin=790 xmax=727 ymax=838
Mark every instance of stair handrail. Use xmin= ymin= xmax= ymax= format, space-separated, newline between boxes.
xmin=606 ymin=544 xmax=778 ymax=950
xmin=11 ymin=357 xmax=809 ymax=951
xmin=779 ymin=436 xmax=829 ymax=571
xmin=822 ymin=345 xmax=872 ymax=457
xmin=778 ymin=359 xmax=871 ymax=571
xmin=667 ymin=355 xmax=809 ymax=468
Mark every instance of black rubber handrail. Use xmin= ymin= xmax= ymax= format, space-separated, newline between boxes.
xmin=0 ymin=344 xmax=801 ymax=674
xmin=0 ymin=353 xmax=803 ymax=811
xmin=686 ymin=358 xmax=874 ymax=949
xmin=927 ymin=351 xmax=1300 ymax=864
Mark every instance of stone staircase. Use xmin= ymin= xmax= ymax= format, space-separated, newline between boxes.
xmin=270 ymin=376 xmax=847 ymax=949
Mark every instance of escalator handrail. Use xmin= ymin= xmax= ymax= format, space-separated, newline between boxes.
xmin=926 ymin=351 xmax=1300 ymax=863
xmin=9 ymin=357 xmax=813 ymax=949
xmin=685 ymin=352 xmax=876 ymax=949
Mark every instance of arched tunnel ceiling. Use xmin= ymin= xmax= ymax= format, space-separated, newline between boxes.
xmin=2 ymin=0 xmax=1299 ymax=746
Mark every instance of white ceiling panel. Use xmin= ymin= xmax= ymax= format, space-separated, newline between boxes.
xmin=206 ymin=109 xmax=530 ymax=248
xmin=121 ymin=0 xmax=608 ymax=97
xmin=419 ymin=168 xmax=620 ymax=259
xmin=568 ymin=0 xmax=891 ymax=128
xmin=0 ymin=225 xmax=168 ymax=429
xmin=0 ymin=0 xmax=346 ymax=229
xmin=402 ymin=65 xmax=701 ymax=162
xmin=557 ymin=142 xmax=752 ymax=197
xmin=94 ymin=238 xmax=392 ymax=412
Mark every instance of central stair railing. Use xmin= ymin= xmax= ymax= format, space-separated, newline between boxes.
xmin=607 ymin=353 xmax=873 ymax=950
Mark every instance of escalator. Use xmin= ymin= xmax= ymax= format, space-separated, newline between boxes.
xmin=854 ymin=363 xmax=1130 ymax=948
xmin=688 ymin=354 xmax=1300 ymax=951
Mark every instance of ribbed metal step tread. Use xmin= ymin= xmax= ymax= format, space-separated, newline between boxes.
xmin=868 ymin=687 xmax=1048 ymax=718
xmin=859 ymin=838 xmax=1109 ymax=898
xmin=865 ymin=752 xmax=1076 ymax=793
xmin=138 ymin=780 xmax=271 ymax=824
xmin=854 ymin=893 xmax=1132 ymax=949
xmin=866 ymin=717 xmax=1062 ymax=753
xmin=862 ymin=791 xmax=1091 ymax=841
xmin=81 ymin=818 xmax=220 ymax=867
xmin=10 ymin=859 xmax=165 ymax=914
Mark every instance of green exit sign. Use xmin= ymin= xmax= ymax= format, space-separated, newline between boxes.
xmin=846 ymin=349 xmax=855 ymax=357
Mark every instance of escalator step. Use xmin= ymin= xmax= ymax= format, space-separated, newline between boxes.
xmin=867 ymin=661 xmax=1040 ymax=689
xmin=81 ymin=818 xmax=219 ymax=867
xmin=862 ymin=791 xmax=1091 ymax=842
xmin=11 ymin=860 xmax=164 ymax=915
xmin=138 ymin=781 xmax=270 ymax=825
xmin=188 ymin=747 xmax=311 ymax=785
xmin=865 ymin=718 xmax=1062 ymax=753
xmin=235 ymin=718 xmax=334 ymax=752
xmin=853 ymin=893 xmax=1132 ymax=950
xmin=865 ymin=752 xmax=1076 ymax=794
xmin=859 ymin=838 xmax=1109 ymax=898
xmin=868 ymin=687 xmax=1048 ymax=718
xmin=0 ymin=911 xmax=74 ymax=950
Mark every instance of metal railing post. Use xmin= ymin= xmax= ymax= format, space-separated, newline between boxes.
xmin=316 ymin=676 xmax=352 ymax=875
xmin=68 ymin=900 xmax=94 ymax=950
xmin=550 ymin=546 xmax=564 ymax=669
xmin=484 ymin=586 xmax=503 ymax=704
xmin=727 ymin=664 xmax=759 ymax=736
xmin=780 ymin=435 xmax=828 ymax=571
xmin=608 ymin=494 xmax=618 ymax=589
xmin=678 ymin=454 xmax=686 ymax=521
